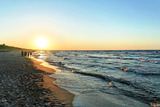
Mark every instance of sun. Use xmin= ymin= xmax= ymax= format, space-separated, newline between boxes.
xmin=35 ymin=37 xmax=49 ymax=49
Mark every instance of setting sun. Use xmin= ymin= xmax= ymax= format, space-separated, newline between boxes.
xmin=35 ymin=37 xmax=49 ymax=49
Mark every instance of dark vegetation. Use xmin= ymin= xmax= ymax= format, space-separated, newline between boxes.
xmin=0 ymin=44 xmax=21 ymax=50
xmin=0 ymin=44 xmax=36 ymax=51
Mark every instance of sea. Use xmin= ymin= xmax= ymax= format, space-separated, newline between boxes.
xmin=32 ymin=50 xmax=160 ymax=107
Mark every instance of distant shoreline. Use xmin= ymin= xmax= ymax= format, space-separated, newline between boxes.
xmin=1 ymin=44 xmax=160 ymax=51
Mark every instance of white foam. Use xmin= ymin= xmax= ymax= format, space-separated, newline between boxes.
xmin=73 ymin=91 xmax=149 ymax=107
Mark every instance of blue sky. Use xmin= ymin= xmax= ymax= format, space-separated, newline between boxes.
xmin=0 ymin=0 xmax=160 ymax=50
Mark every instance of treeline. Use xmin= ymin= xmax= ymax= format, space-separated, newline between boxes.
xmin=0 ymin=44 xmax=21 ymax=50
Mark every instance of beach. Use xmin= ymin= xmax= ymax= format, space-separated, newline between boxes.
xmin=0 ymin=51 xmax=74 ymax=106
xmin=1 ymin=50 xmax=160 ymax=107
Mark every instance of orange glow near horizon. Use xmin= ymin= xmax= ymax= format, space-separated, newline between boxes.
xmin=0 ymin=31 xmax=159 ymax=50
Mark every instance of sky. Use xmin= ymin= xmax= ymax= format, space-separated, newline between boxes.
xmin=0 ymin=0 xmax=160 ymax=50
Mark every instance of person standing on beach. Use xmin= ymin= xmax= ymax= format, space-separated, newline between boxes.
xmin=21 ymin=51 xmax=24 ymax=56
xmin=24 ymin=51 xmax=27 ymax=56
xmin=30 ymin=52 xmax=32 ymax=56
xmin=27 ymin=52 xmax=30 ymax=57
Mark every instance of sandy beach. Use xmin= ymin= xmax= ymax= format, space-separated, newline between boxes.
xmin=0 ymin=51 xmax=75 ymax=106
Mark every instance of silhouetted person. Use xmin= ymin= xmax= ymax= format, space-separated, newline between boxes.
xmin=21 ymin=51 xmax=24 ymax=56
xmin=30 ymin=52 xmax=32 ymax=56
xmin=24 ymin=51 xmax=27 ymax=56
xmin=27 ymin=52 xmax=30 ymax=56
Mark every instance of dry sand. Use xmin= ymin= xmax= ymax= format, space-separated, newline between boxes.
xmin=0 ymin=51 xmax=75 ymax=106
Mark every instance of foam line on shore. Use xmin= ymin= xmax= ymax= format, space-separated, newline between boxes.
xmin=30 ymin=56 xmax=61 ymax=72
xmin=29 ymin=56 xmax=75 ymax=106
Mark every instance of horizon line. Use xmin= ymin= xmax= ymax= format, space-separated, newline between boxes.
xmin=1 ymin=44 xmax=160 ymax=51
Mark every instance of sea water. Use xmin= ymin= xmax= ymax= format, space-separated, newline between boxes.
xmin=32 ymin=50 xmax=160 ymax=107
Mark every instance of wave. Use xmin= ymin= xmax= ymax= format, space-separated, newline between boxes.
xmin=86 ymin=55 xmax=105 ymax=59
xmin=86 ymin=55 xmax=137 ymax=61
xmin=138 ymin=72 xmax=160 ymax=76
xmin=47 ymin=61 xmax=65 ymax=67
xmin=72 ymin=71 xmax=136 ymax=86
xmin=101 ymin=86 xmax=160 ymax=105
xmin=148 ymin=55 xmax=160 ymax=58
xmin=74 ymin=71 xmax=107 ymax=80
xmin=137 ymin=58 xmax=160 ymax=64
xmin=106 ymin=56 xmax=136 ymax=60
xmin=120 ymin=66 xmax=160 ymax=76
xmin=72 ymin=71 xmax=159 ymax=102
xmin=47 ymin=60 xmax=160 ymax=78
xmin=149 ymin=61 xmax=160 ymax=64
xmin=137 ymin=58 xmax=149 ymax=62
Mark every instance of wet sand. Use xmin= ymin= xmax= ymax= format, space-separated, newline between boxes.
xmin=30 ymin=57 xmax=75 ymax=106
xmin=0 ymin=51 xmax=75 ymax=106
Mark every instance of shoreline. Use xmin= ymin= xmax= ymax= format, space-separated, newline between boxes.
xmin=29 ymin=57 xmax=75 ymax=107
xmin=0 ymin=51 xmax=75 ymax=106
